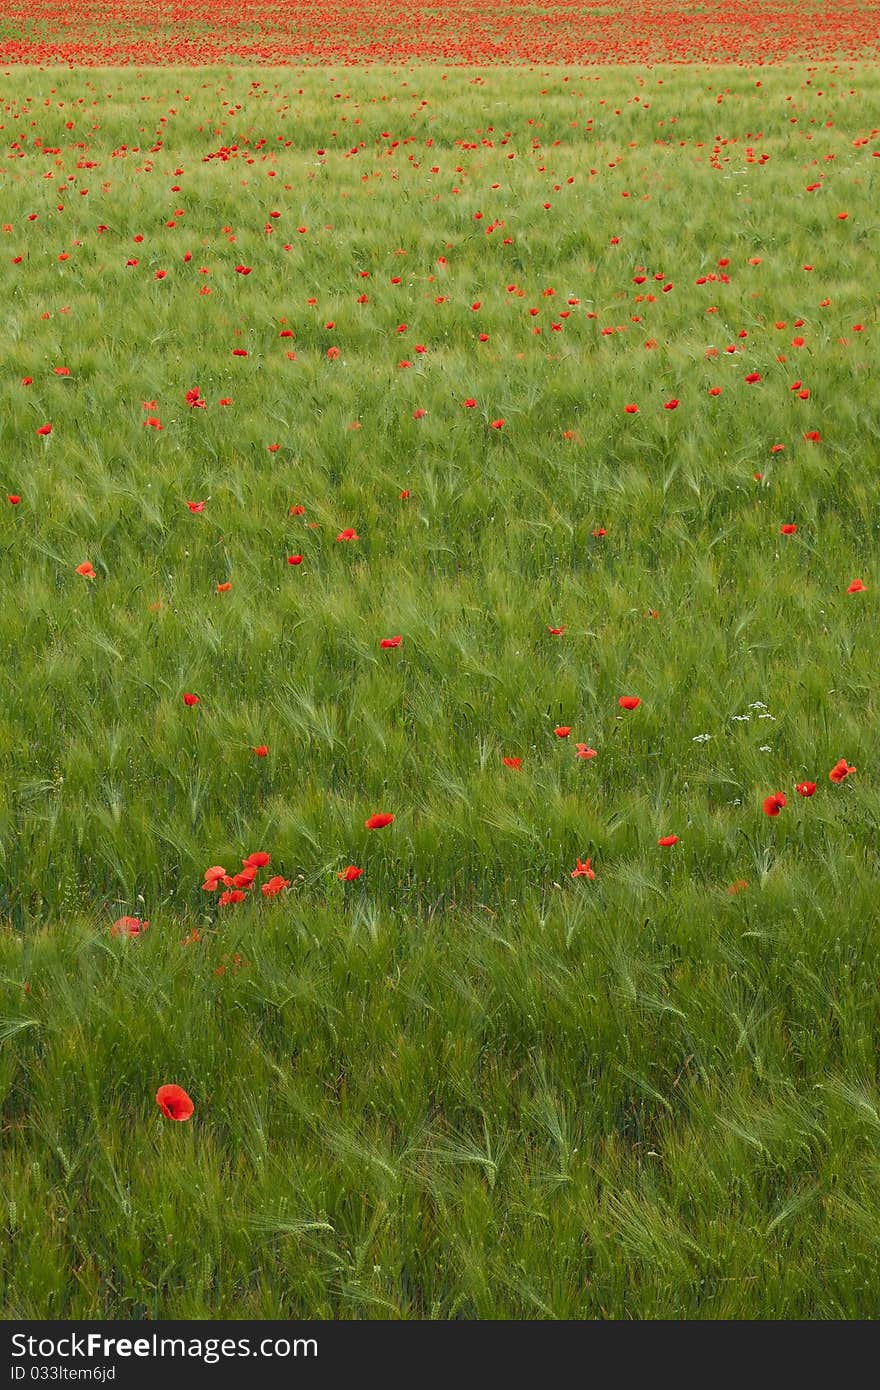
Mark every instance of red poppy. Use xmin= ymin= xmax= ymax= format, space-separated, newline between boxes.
xmin=554 ymin=726 xmax=571 ymax=738
xmin=261 ymin=876 xmax=289 ymax=896
xmin=253 ymin=745 xmax=269 ymax=757
xmin=846 ymin=579 xmax=866 ymax=593
xmin=623 ymin=403 xmax=639 ymax=414
xmin=380 ymin=636 xmax=402 ymax=648
xmin=336 ymin=528 xmax=359 ymax=541
xmin=36 ymin=423 xmax=52 ymax=436
xmin=75 ymin=562 xmax=96 ymax=579
xmin=547 ymin=626 xmax=565 ymax=635
xmin=243 ymin=852 xmax=271 ymax=868
xmin=187 ymin=501 xmax=206 ymax=513
xmin=156 ymin=1084 xmax=194 ymax=1121
xmin=502 ymin=756 xmax=522 ymax=769
xmin=780 ymin=523 xmax=797 ymax=535
xmin=618 ymin=696 xmax=640 ymax=710
xmin=183 ymin=693 xmax=200 ymax=706
xmin=763 ymin=792 xmax=787 ymax=816
xmin=490 ymin=419 xmax=505 ymax=430
xmin=570 ymin=857 xmax=596 ymax=879
xmin=111 ymin=916 xmax=149 ymax=938
xmin=216 ymin=582 xmax=232 ymax=593
xmin=829 ymin=759 xmax=856 ymax=783
xmin=728 ymin=879 xmax=750 ymax=895
xmin=365 ymin=813 xmax=394 ymax=830
xmin=219 ymin=889 xmax=247 ymax=906
xmin=287 ymin=555 xmax=304 ymax=565
xmin=8 ymin=495 xmax=21 ymax=505
xmin=657 ymin=835 xmax=679 ymax=847
xmin=796 ymin=782 xmax=817 ymax=797
xmin=337 ymin=865 xmax=363 ymax=882
xmin=575 ymin=744 xmax=598 ymax=759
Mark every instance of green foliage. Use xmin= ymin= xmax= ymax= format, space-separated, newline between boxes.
xmin=1 ymin=62 xmax=879 ymax=1317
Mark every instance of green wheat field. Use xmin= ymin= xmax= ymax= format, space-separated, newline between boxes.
xmin=2 ymin=62 xmax=880 ymax=1318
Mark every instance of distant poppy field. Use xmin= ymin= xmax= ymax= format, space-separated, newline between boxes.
xmin=2 ymin=10 xmax=880 ymax=1319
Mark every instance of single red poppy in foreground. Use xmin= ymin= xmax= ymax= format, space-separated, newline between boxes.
xmin=36 ymin=423 xmax=52 ymax=436
xmin=796 ymin=782 xmax=817 ymax=797
xmin=287 ymin=555 xmax=303 ymax=566
xmin=846 ymin=578 xmax=866 ymax=593
xmin=75 ymin=562 xmax=96 ymax=579
xmin=554 ymin=726 xmax=571 ymax=738
xmin=7 ymin=495 xmax=20 ymax=505
xmin=216 ymin=581 xmax=232 ymax=593
xmin=380 ymin=636 xmax=402 ymax=649
xmin=336 ymin=528 xmax=359 ymax=541
xmin=571 ymin=857 xmax=596 ymax=879
xmin=780 ymin=523 xmax=797 ymax=535
xmin=253 ymin=745 xmax=268 ymax=757
xmin=618 ymin=696 xmax=641 ymax=710
xmin=829 ymin=759 xmax=856 ymax=783
xmin=502 ymin=756 xmax=522 ymax=769
xmin=575 ymin=744 xmax=598 ymax=759
xmin=338 ymin=865 xmax=363 ymax=881
xmin=261 ymin=876 xmax=289 ymax=896
xmin=548 ymin=626 xmax=565 ymax=635
xmin=183 ymin=693 xmax=200 ymax=706
xmin=243 ymin=851 xmax=271 ymax=868
xmin=111 ymin=916 xmax=148 ymax=937
xmin=156 ymin=1084 xmax=194 ymax=1122
xmin=365 ymin=813 xmax=394 ymax=830
xmin=763 ymin=792 xmax=787 ymax=816
xmin=657 ymin=835 xmax=679 ymax=847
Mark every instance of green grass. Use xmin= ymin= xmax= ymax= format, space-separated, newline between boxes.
xmin=2 ymin=62 xmax=880 ymax=1318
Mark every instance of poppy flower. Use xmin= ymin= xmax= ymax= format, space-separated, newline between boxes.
xmin=780 ymin=524 xmax=797 ymax=535
xmin=75 ymin=562 xmax=96 ymax=579
xmin=216 ymin=582 xmax=232 ymax=593
xmin=202 ymin=866 xmax=227 ymax=891
xmin=763 ymin=792 xmax=787 ymax=816
xmin=623 ymin=403 xmax=639 ymax=414
xmin=287 ymin=555 xmax=304 ymax=565
xmin=243 ymin=852 xmax=271 ymax=868
xmin=36 ymin=423 xmax=52 ymax=436
xmin=618 ymin=696 xmax=640 ymax=710
xmin=218 ymin=889 xmax=247 ymax=906
xmin=570 ymin=857 xmax=596 ymax=879
xmin=337 ymin=865 xmax=363 ymax=882
xmin=380 ymin=636 xmax=402 ymax=649
xmin=156 ymin=1084 xmax=194 ymax=1121
xmin=336 ymin=528 xmax=359 ymax=541
xmin=846 ymin=579 xmax=866 ymax=593
xmin=233 ymin=866 xmax=258 ymax=888
xmin=183 ymin=693 xmax=200 ymax=706
xmin=365 ymin=813 xmax=394 ymax=830
xmin=575 ymin=744 xmax=598 ymax=759
xmin=502 ymin=756 xmax=522 ymax=770
xmin=554 ymin=726 xmax=571 ymax=738
xmin=829 ymin=759 xmax=856 ymax=783
xmin=490 ymin=419 xmax=505 ymax=430
xmin=657 ymin=835 xmax=679 ymax=847
xmin=187 ymin=501 xmax=206 ymax=513
xmin=111 ymin=916 xmax=149 ymax=937
xmin=253 ymin=745 xmax=269 ymax=757
xmin=261 ymin=876 xmax=289 ymax=896
xmin=548 ymin=626 xmax=565 ymax=635
xmin=728 ymin=879 xmax=750 ymax=895
xmin=8 ymin=495 xmax=20 ymax=505
xmin=663 ymin=398 xmax=679 ymax=411
xmin=796 ymin=782 xmax=817 ymax=797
